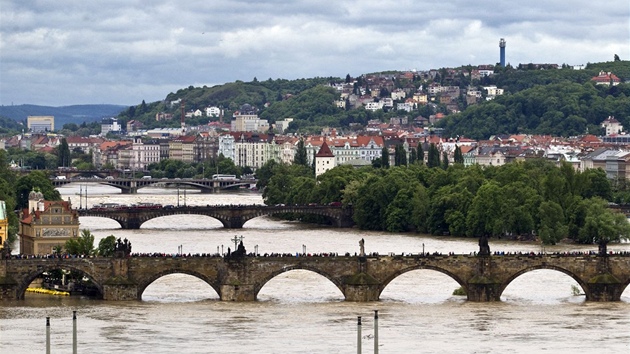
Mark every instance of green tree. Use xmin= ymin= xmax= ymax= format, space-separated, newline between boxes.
xmin=578 ymin=198 xmax=630 ymax=253
xmin=427 ymin=143 xmax=440 ymax=168
xmin=453 ymin=145 xmax=464 ymax=164
xmin=417 ymin=143 xmax=424 ymax=165
xmin=57 ymin=138 xmax=71 ymax=168
xmin=15 ymin=171 xmax=61 ymax=209
xmin=394 ymin=145 xmax=407 ymax=166
xmin=97 ymin=235 xmax=117 ymax=257
xmin=441 ymin=151 xmax=449 ymax=169
xmin=381 ymin=147 xmax=390 ymax=168
xmin=294 ymin=138 xmax=308 ymax=166
xmin=409 ymin=147 xmax=417 ymax=164
xmin=538 ymin=201 xmax=568 ymax=244
xmin=65 ymin=229 xmax=96 ymax=255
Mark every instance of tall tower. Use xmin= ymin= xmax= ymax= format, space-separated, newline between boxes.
xmin=499 ymin=38 xmax=506 ymax=68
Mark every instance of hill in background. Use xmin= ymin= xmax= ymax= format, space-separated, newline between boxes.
xmin=0 ymin=104 xmax=126 ymax=128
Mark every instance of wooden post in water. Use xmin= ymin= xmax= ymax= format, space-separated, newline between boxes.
xmin=73 ymin=311 xmax=77 ymax=354
xmin=46 ymin=317 xmax=50 ymax=354
xmin=357 ymin=316 xmax=362 ymax=354
xmin=374 ymin=310 xmax=379 ymax=354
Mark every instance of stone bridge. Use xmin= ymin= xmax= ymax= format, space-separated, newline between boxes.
xmin=52 ymin=178 xmax=256 ymax=194
xmin=78 ymin=205 xmax=355 ymax=229
xmin=2 ymin=253 xmax=630 ymax=302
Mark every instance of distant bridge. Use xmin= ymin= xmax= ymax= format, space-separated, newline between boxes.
xmin=77 ymin=204 xmax=354 ymax=228
xmin=2 ymin=253 xmax=629 ymax=302
xmin=52 ymin=178 xmax=256 ymax=194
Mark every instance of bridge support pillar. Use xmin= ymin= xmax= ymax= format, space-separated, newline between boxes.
xmin=121 ymin=218 xmax=142 ymax=229
xmin=466 ymin=280 xmax=502 ymax=302
xmin=343 ymin=284 xmax=380 ymax=302
xmin=103 ymin=282 xmax=139 ymax=301
xmin=0 ymin=278 xmax=18 ymax=300
xmin=585 ymin=273 xmax=624 ymax=301
xmin=220 ymin=284 xmax=256 ymax=301
xmin=223 ymin=217 xmax=244 ymax=229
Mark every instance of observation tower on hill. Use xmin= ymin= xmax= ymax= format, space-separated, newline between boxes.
xmin=499 ymin=38 xmax=506 ymax=67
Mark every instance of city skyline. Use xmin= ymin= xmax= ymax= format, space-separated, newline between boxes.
xmin=1 ymin=0 xmax=628 ymax=107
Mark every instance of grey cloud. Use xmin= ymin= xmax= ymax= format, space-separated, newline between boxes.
xmin=1 ymin=0 xmax=628 ymax=106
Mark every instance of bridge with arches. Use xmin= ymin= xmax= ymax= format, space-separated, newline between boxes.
xmin=77 ymin=204 xmax=354 ymax=228
xmin=1 ymin=252 xmax=630 ymax=302
xmin=52 ymin=177 xmax=256 ymax=194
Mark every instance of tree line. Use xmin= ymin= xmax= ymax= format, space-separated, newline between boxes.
xmin=258 ymin=157 xmax=630 ymax=246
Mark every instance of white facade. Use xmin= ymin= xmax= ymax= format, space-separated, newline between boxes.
xmin=206 ymin=106 xmax=222 ymax=117
xmin=218 ymin=134 xmax=235 ymax=161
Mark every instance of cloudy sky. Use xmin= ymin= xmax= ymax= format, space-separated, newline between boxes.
xmin=1 ymin=0 xmax=628 ymax=107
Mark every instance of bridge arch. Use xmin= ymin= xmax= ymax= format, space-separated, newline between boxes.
xmin=17 ymin=265 xmax=104 ymax=300
xmin=499 ymin=265 xmax=589 ymax=300
xmin=379 ymin=265 xmax=468 ymax=298
xmin=254 ymin=265 xmax=344 ymax=300
xmin=136 ymin=269 xmax=220 ymax=301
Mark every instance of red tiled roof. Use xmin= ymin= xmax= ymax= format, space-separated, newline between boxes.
xmin=315 ymin=140 xmax=334 ymax=157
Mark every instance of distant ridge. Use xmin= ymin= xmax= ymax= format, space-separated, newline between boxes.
xmin=0 ymin=104 xmax=126 ymax=127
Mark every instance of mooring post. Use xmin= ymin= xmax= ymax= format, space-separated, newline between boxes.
xmin=73 ymin=310 xmax=77 ymax=354
xmin=374 ymin=310 xmax=379 ymax=354
xmin=357 ymin=316 xmax=362 ymax=354
xmin=46 ymin=317 xmax=50 ymax=354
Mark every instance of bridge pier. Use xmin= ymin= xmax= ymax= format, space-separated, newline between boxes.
xmin=585 ymin=274 xmax=624 ymax=301
xmin=343 ymin=284 xmax=381 ymax=301
xmin=465 ymin=281 xmax=502 ymax=302
xmin=220 ymin=284 xmax=256 ymax=301
xmin=0 ymin=279 xmax=18 ymax=300
xmin=222 ymin=217 xmax=244 ymax=229
xmin=103 ymin=282 xmax=139 ymax=300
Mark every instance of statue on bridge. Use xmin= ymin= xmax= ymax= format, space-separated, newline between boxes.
xmin=114 ymin=238 xmax=132 ymax=258
xmin=478 ymin=234 xmax=490 ymax=256
xmin=227 ymin=241 xmax=247 ymax=258
xmin=359 ymin=238 xmax=365 ymax=257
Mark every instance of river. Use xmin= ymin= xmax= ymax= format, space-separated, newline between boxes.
xmin=1 ymin=184 xmax=629 ymax=353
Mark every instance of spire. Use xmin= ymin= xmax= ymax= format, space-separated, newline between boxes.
xmin=316 ymin=140 xmax=334 ymax=158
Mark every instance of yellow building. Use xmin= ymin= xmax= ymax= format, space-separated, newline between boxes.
xmin=0 ymin=200 xmax=8 ymax=249
xmin=19 ymin=190 xmax=80 ymax=255
xmin=27 ymin=116 xmax=55 ymax=133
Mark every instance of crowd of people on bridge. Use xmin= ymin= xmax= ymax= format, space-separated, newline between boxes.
xmin=5 ymin=249 xmax=630 ymax=260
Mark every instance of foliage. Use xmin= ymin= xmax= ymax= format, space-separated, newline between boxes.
xmin=15 ymin=171 xmax=61 ymax=209
xmin=294 ymin=138 xmax=308 ymax=166
xmin=260 ymin=156 xmax=623 ymax=245
xmin=65 ymin=229 xmax=96 ymax=255
xmin=439 ymin=81 xmax=630 ymax=139
xmin=97 ymin=235 xmax=117 ymax=257
xmin=57 ymin=138 xmax=71 ymax=168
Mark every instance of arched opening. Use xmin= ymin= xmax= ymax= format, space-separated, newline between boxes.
xmin=257 ymin=269 xmax=343 ymax=302
xmin=22 ymin=267 xmax=102 ymax=300
xmin=621 ymin=283 xmax=630 ymax=303
xmin=501 ymin=269 xmax=585 ymax=304
xmin=79 ymin=216 xmax=123 ymax=230
xmin=141 ymin=274 xmax=219 ymax=302
xmin=380 ymin=269 xmax=464 ymax=304
xmin=140 ymin=214 xmax=223 ymax=229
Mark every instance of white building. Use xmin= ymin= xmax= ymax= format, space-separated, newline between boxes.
xmin=315 ymin=140 xmax=335 ymax=178
xmin=101 ymin=117 xmax=121 ymax=136
xmin=601 ymin=116 xmax=623 ymax=136
xmin=206 ymin=106 xmax=222 ymax=117
xmin=218 ymin=134 xmax=236 ymax=161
